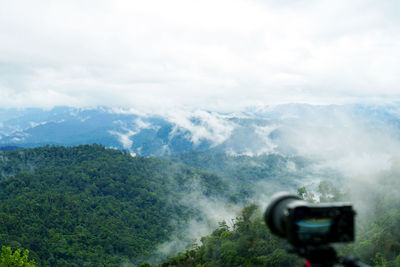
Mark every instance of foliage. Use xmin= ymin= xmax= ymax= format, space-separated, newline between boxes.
xmin=166 ymin=151 xmax=318 ymax=202
xmin=158 ymin=178 xmax=400 ymax=267
xmin=297 ymin=178 xmax=400 ymax=267
xmin=0 ymin=246 xmax=35 ymax=267
xmin=166 ymin=151 xmax=308 ymax=183
xmin=1 ymin=146 xmax=399 ymax=266
xmin=154 ymin=205 xmax=301 ymax=267
xmin=342 ymin=163 xmax=400 ymax=267
xmin=0 ymin=145 xmax=228 ymax=266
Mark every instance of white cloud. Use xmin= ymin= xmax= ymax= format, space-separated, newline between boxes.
xmin=167 ymin=110 xmax=236 ymax=146
xmin=134 ymin=118 xmax=152 ymax=130
xmin=153 ymin=179 xmax=242 ymax=259
xmin=0 ymin=0 xmax=399 ymax=111
xmin=29 ymin=121 xmax=48 ymax=128
xmin=273 ymin=106 xmax=400 ymax=177
xmin=108 ymin=129 xmax=137 ymax=152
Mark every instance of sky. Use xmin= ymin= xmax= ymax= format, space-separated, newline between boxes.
xmin=0 ymin=0 xmax=399 ymax=112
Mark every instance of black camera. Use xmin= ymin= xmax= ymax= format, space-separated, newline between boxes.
xmin=264 ymin=192 xmax=355 ymax=247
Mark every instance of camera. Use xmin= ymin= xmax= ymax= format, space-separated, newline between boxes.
xmin=264 ymin=192 xmax=355 ymax=248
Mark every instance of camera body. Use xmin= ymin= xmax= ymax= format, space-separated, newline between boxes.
xmin=265 ymin=193 xmax=355 ymax=248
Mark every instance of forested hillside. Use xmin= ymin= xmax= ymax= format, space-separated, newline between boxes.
xmin=1 ymin=0 xmax=399 ymax=264
xmin=156 ymin=173 xmax=400 ymax=267
xmin=1 ymin=145 xmax=399 ymax=266
xmin=342 ymin=160 xmax=400 ymax=266
xmin=165 ymin=152 xmax=318 ymax=198
xmin=0 ymin=145 xmax=230 ymax=266
xmin=155 ymin=205 xmax=301 ymax=267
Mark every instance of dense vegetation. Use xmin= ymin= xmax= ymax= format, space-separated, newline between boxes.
xmin=156 ymin=178 xmax=400 ymax=267
xmin=153 ymin=205 xmax=300 ymax=267
xmin=166 ymin=151 xmax=308 ymax=184
xmin=165 ymin=151 xmax=325 ymax=201
xmin=0 ymin=145 xmax=228 ymax=266
xmin=0 ymin=246 xmax=36 ymax=266
xmin=342 ymin=162 xmax=400 ymax=267
xmin=0 ymin=145 xmax=399 ymax=266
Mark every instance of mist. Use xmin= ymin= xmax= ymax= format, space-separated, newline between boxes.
xmin=1 ymin=0 xmax=400 ymax=265
xmin=1 ymin=103 xmax=399 ymax=264
xmin=142 ymin=103 xmax=400 ymax=263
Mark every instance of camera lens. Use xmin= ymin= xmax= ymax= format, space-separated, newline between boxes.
xmin=265 ymin=192 xmax=355 ymax=247
xmin=264 ymin=192 xmax=300 ymax=238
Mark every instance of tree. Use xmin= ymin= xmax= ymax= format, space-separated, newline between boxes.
xmin=297 ymin=187 xmax=315 ymax=202
xmin=0 ymin=246 xmax=36 ymax=267
xmin=137 ymin=262 xmax=152 ymax=267
xmin=318 ymin=181 xmax=342 ymax=202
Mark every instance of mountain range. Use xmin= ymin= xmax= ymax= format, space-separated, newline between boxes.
xmin=1 ymin=103 xmax=400 ymax=158
xmin=1 ymin=104 xmax=400 ymax=265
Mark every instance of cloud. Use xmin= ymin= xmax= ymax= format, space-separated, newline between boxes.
xmin=134 ymin=118 xmax=152 ymax=130
xmin=107 ymin=118 xmax=154 ymax=153
xmin=108 ymin=129 xmax=136 ymax=153
xmin=0 ymin=0 xmax=399 ymax=111
xmin=151 ymin=179 xmax=242 ymax=261
xmin=267 ymin=105 xmax=400 ymax=179
xmin=167 ymin=110 xmax=236 ymax=147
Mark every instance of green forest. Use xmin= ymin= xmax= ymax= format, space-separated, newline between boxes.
xmin=0 ymin=145 xmax=231 ymax=266
xmin=154 ymin=179 xmax=400 ymax=267
xmin=0 ymin=145 xmax=399 ymax=266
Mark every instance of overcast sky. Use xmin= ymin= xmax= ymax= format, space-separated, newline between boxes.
xmin=0 ymin=0 xmax=399 ymax=112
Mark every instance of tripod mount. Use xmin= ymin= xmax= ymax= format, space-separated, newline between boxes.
xmin=290 ymin=245 xmax=370 ymax=267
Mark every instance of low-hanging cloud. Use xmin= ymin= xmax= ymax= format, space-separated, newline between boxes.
xmin=108 ymin=118 xmax=155 ymax=153
xmin=147 ymin=178 xmax=243 ymax=263
xmin=105 ymin=103 xmax=400 ymax=263
xmin=277 ymin=109 xmax=400 ymax=177
xmin=108 ymin=129 xmax=136 ymax=153
xmin=167 ymin=110 xmax=237 ymax=147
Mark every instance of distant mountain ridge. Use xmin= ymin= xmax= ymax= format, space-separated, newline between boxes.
xmin=1 ymin=104 xmax=400 ymax=158
xmin=1 ymin=104 xmax=399 ymax=265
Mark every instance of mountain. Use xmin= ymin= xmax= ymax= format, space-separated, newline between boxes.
xmin=157 ymin=159 xmax=400 ymax=267
xmin=164 ymin=151 xmax=335 ymax=200
xmin=1 ymin=104 xmax=400 ymax=159
xmin=0 ymin=145 xmax=343 ymax=266
xmin=157 ymin=205 xmax=301 ymax=267
xmin=0 ymin=145 xmax=234 ymax=266
xmin=0 ymin=102 xmax=399 ymax=265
